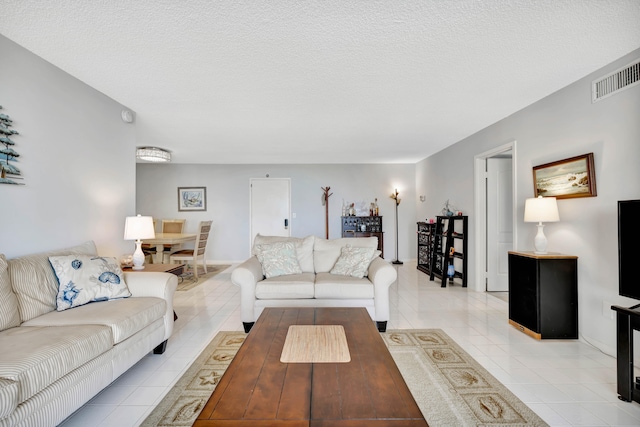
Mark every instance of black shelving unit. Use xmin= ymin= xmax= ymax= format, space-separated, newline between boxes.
xmin=417 ymin=222 xmax=436 ymax=275
xmin=429 ymin=215 xmax=468 ymax=287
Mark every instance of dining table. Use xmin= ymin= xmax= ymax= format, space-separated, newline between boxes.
xmin=144 ymin=232 xmax=197 ymax=263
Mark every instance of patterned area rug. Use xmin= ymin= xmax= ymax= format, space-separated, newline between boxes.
xmin=141 ymin=329 xmax=548 ymax=426
xmin=175 ymin=265 xmax=230 ymax=291
xmin=382 ymin=330 xmax=547 ymax=426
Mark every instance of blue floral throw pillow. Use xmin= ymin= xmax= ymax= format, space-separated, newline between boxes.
xmin=49 ymin=255 xmax=131 ymax=311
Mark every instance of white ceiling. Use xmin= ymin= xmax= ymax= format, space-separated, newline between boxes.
xmin=1 ymin=1 xmax=639 ymax=164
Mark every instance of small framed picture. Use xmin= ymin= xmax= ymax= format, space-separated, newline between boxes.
xmin=178 ymin=187 xmax=207 ymax=211
xmin=533 ymin=153 xmax=597 ymax=199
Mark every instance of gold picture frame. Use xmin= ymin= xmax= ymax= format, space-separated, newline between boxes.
xmin=533 ymin=153 xmax=597 ymax=199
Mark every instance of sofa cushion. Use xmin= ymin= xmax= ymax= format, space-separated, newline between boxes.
xmin=255 ymin=273 xmax=315 ymax=299
xmin=255 ymin=241 xmax=303 ymax=279
xmin=330 ymin=246 xmax=376 ymax=278
xmin=313 ymin=237 xmax=378 ymax=273
xmin=0 ymin=377 xmax=18 ymax=419
xmin=253 ymin=234 xmax=315 ymax=273
xmin=0 ymin=324 xmax=112 ymax=404
xmin=314 ymin=273 xmax=375 ymax=299
xmin=22 ymin=297 xmax=166 ymax=345
xmin=0 ymin=255 xmax=20 ymax=332
xmin=8 ymin=241 xmax=97 ymax=322
xmin=48 ymin=255 xmax=131 ymax=311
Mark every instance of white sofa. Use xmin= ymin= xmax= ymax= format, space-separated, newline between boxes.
xmin=0 ymin=241 xmax=178 ymax=427
xmin=231 ymin=235 xmax=397 ymax=333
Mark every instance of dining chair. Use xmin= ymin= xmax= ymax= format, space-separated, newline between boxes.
xmin=169 ymin=220 xmax=212 ymax=280
xmin=161 ymin=219 xmax=186 ymax=262
xmin=141 ymin=219 xmax=158 ymax=263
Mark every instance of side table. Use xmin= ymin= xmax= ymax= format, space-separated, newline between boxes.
xmin=508 ymin=251 xmax=578 ymax=339
xmin=122 ymin=263 xmax=185 ymax=321
xmin=122 ymin=263 xmax=185 ymax=275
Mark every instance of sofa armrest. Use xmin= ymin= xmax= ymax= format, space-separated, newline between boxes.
xmin=231 ymin=256 xmax=264 ymax=323
xmin=367 ymin=257 xmax=397 ymax=322
xmin=123 ymin=272 xmax=178 ymax=340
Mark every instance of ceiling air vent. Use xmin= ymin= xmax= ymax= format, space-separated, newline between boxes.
xmin=592 ymin=59 xmax=640 ymax=103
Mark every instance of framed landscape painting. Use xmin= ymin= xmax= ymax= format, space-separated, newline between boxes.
xmin=533 ymin=153 xmax=597 ymax=199
xmin=178 ymin=187 xmax=207 ymax=211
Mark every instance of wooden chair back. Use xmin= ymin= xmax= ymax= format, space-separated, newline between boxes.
xmin=162 ymin=219 xmax=186 ymax=234
xmin=169 ymin=220 xmax=212 ymax=279
xmin=193 ymin=220 xmax=213 ymax=257
xmin=161 ymin=219 xmax=187 ymax=257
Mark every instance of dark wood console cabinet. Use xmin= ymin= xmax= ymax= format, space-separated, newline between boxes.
xmin=341 ymin=216 xmax=384 ymax=258
xmin=508 ymin=251 xmax=578 ymax=339
xmin=417 ymin=222 xmax=436 ymax=275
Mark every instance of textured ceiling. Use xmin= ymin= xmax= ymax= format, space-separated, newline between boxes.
xmin=1 ymin=1 xmax=639 ymax=164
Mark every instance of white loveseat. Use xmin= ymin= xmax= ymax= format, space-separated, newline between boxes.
xmin=231 ymin=235 xmax=397 ymax=333
xmin=0 ymin=241 xmax=178 ymax=427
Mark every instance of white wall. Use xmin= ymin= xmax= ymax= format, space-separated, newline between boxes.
xmin=416 ymin=48 xmax=640 ymax=354
xmin=136 ymin=163 xmax=415 ymax=262
xmin=0 ymin=35 xmax=136 ymax=258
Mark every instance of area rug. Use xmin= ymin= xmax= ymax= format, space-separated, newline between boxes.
xmin=141 ymin=329 xmax=548 ymax=426
xmin=176 ymin=265 xmax=230 ymax=291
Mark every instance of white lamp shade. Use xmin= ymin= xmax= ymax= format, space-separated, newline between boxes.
xmin=524 ymin=196 xmax=559 ymax=223
xmin=124 ymin=215 xmax=156 ymax=240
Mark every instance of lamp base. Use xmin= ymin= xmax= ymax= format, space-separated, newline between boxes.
xmin=392 ymin=260 xmax=403 ymax=265
xmin=131 ymin=240 xmax=147 ymax=270
xmin=533 ymin=223 xmax=548 ymax=254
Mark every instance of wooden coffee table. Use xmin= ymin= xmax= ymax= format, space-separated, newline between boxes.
xmin=194 ymin=307 xmax=427 ymax=426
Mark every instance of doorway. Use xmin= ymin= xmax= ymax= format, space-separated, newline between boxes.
xmin=474 ymin=142 xmax=517 ymax=293
xmin=249 ymin=178 xmax=291 ymax=250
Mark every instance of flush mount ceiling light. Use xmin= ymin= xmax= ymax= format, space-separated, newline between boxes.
xmin=136 ymin=146 xmax=171 ymax=162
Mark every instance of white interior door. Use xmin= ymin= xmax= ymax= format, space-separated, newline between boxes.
xmin=487 ymin=158 xmax=513 ymax=291
xmin=250 ymin=178 xmax=291 ymax=247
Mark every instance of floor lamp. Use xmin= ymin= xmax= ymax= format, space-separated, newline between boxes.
xmin=390 ymin=189 xmax=403 ymax=265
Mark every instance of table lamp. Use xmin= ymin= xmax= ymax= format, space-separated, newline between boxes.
xmin=524 ymin=196 xmax=559 ymax=254
xmin=124 ymin=215 xmax=156 ymax=270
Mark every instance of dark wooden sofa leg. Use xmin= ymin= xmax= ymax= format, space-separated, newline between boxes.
xmin=153 ymin=340 xmax=168 ymax=354
xmin=243 ymin=322 xmax=254 ymax=333
xmin=377 ymin=321 xmax=387 ymax=333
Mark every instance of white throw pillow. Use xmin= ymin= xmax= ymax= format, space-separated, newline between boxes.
xmin=314 ymin=237 xmax=378 ymax=273
xmin=253 ymin=234 xmax=315 ymax=273
xmin=254 ymin=241 xmax=303 ymax=279
xmin=49 ymin=255 xmax=131 ymax=311
xmin=330 ymin=246 xmax=376 ymax=278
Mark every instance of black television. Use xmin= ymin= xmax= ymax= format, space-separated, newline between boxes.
xmin=619 ymin=200 xmax=640 ymax=300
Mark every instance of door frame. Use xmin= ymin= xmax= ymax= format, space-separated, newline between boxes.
xmin=473 ymin=141 xmax=518 ymax=293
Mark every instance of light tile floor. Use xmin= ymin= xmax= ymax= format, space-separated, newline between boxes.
xmin=60 ymin=260 xmax=640 ymax=426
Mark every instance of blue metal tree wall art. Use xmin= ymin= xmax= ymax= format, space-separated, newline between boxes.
xmin=0 ymin=105 xmax=22 ymax=185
